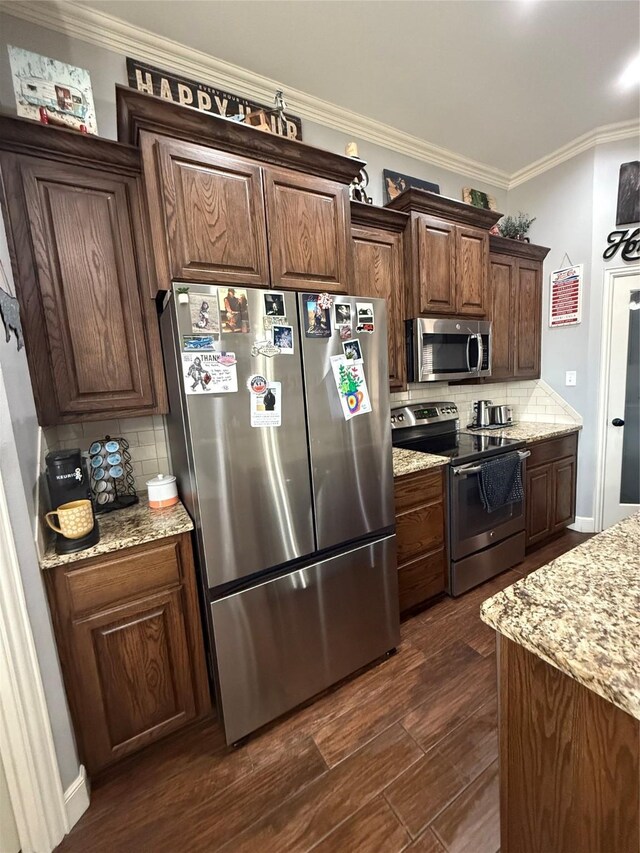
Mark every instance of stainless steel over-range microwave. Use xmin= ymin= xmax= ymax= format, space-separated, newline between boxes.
xmin=406 ymin=317 xmax=492 ymax=382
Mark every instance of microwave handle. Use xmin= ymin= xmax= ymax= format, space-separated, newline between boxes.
xmin=466 ymin=335 xmax=472 ymax=371
xmin=476 ymin=334 xmax=483 ymax=372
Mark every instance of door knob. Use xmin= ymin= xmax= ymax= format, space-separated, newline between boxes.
xmin=612 ymin=418 xmax=625 ymax=427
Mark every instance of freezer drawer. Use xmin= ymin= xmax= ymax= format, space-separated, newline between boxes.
xmin=210 ymin=534 xmax=399 ymax=744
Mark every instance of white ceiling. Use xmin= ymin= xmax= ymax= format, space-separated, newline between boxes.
xmin=63 ymin=1 xmax=640 ymax=172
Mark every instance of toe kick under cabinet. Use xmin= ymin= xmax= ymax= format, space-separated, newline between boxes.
xmin=44 ymin=533 xmax=210 ymax=775
xmin=394 ymin=466 xmax=448 ymax=614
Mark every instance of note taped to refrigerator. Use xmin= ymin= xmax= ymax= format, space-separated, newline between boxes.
xmin=182 ymin=352 xmax=238 ymax=395
xmin=330 ymin=355 xmax=372 ymax=420
xmin=250 ymin=381 xmax=282 ymax=427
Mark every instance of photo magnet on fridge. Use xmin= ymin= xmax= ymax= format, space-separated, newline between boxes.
xmin=303 ymin=293 xmax=331 ymax=338
xmin=218 ymin=287 xmax=251 ymax=334
xmin=334 ymin=302 xmax=352 ymax=327
xmin=263 ymin=291 xmax=286 ymax=317
xmin=272 ymin=324 xmax=294 ymax=354
xmin=250 ymin=381 xmax=282 ymax=428
xmin=188 ymin=294 xmax=220 ymax=337
xmin=339 ymin=324 xmax=352 ymax=341
xmin=182 ymin=352 xmax=238 ymax=394
xmin=356 ymin=302 xmax=375 ymax=333
xmin=342 ymin=339 xmax=363 ymax=363
xmin=182 ymin=334 xmax=216 ymax=351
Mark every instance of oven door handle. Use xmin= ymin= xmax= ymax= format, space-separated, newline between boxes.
xmin=453 ymin=449 xmax=530 ymax=476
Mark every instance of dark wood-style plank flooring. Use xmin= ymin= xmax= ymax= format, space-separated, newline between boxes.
xmin=57 ymin=530 xmax=589 ymax=853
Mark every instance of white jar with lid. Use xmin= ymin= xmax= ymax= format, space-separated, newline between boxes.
xmin=146 ymin=473 xmax=178 ymax=509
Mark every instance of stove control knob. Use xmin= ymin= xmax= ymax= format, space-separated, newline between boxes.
xmin=391 ymin=416 xmax=396 ymax=424
xmin=398 ymin=414 xmax=405 ymax=422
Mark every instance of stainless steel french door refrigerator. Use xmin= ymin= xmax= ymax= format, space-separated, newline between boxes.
xmin=161 ymin=284 xmax=399 ymax=744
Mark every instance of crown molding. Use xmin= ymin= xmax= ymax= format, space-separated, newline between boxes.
xmin=1 ymin=0 xmax=637 ymax=193
xmin=0 ymin=0 xmax=511 ymax=189
xmin=508 ymin=119 xmax=640 ymax=189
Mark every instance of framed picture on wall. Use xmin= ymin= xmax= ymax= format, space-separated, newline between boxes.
xmin=383 ymin=169 xmax=440 ymax=203
xmin=616 ymin=161 xmax=640 ymax=226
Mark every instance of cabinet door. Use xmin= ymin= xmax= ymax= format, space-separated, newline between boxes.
xmin=514 ymin=259 xmax=542 ymax=378
xmin=552 ymin=456 xmax=577 ymax=531
xmin=264 ymin=168 xmax=350 ymax=292
xmin=413 ymin=214 xmax=456 ymax=314
xmin=456 ymin=226 xmax=488 ymax=316
xmin=69 ymin=587 xmax=197 ymax=773
xmin=488 ymin=254 xmax=516 ymax=379
xmin=525 ymin=463 xmax=553 ymax=546
xmin=155 ymin=138 xmax=270 ymax=285
xmin=8 ymin=156 xmax=166 ymax=425
xmin=351 ymin=226 xmax=405 ymax=389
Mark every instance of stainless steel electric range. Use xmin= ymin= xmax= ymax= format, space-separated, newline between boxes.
xmin=391 ymin=402 xmax=530 ymax=596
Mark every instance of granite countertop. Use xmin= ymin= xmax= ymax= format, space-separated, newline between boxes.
xmin=40 ymin=497 xmax=193 ymax=570
xmin=392 ymin=447 xmax=450 ymax=478
xmin=465 ymin=422 xmax=581 ymax=443
xmin=481 ymin=513 xmax=640 ymax=720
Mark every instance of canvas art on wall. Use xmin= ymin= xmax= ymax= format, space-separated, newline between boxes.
xmin=616 ymin=161 xmax=640 ymax=226
xmin=383 ymin=169 xmax=440 ymax=203
xmin=462 ymin=187 xmax=498 ymax=211
xmin=8 ymin=46 xmax=98 ymax=134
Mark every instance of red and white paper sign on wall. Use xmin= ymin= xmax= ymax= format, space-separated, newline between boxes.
xmin=549 ymin=264 xmax=583 ymax=328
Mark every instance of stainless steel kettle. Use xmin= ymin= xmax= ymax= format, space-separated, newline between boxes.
xmin=474 ymin=400 xmax=493 ymax=427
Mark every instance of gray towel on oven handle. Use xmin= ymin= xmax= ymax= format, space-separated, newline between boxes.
xmin=478 ymin=451 xmax=524 ymax=513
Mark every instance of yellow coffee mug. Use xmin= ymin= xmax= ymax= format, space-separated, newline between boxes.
xmin=45 ymin=500 xmax=94 ymax=540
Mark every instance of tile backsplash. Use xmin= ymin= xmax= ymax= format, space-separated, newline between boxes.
xmin=389 ymin=379 xmax=582 ymax=427
xmin=43 ymin=415 xmax=169 ymax=496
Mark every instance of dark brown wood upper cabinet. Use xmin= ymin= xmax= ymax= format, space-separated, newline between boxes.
xmin=387 ymin=190 xmax=500 ymax=320
xmin=488 ymin=254 xmax=517 ymax=379
xmin=486 ymin=237 xmax=550 ymax=383
xmin=351 ymin=208 xmax=407 ymax=389
xmin=514 ymin=258 xmax=543 ymax=378
xmin=0 ymin=120 xmax=167 ymax=426
xmin=265 ymin=168 xmax=350 ymax=293
xmin=154 ymin=138 xmax=270 ymax=286
xmin=455 ymin=225 xmax=488 ymax=316
xmin=412 ymin=214 xmax=456 ymax=315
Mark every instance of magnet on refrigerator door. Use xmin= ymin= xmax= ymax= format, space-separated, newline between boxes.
xmin=263 ymin=291 xmax=286 ymax=317
xmin=188 ymin=294 xmax=220 ymax=336
xmin=182 ymin=351 xmax=238 ymax=394
xmin=272 ymin=324 xmax=294 ymax=354
xmin=342 ymin=339 xmax=363 ymax=363
xmin=183 ymin=334 xmax=216 ymax=351
xmin=303 ymin=293 xmax=331 ymax=338
xmin=334 ymin=302 xmax=352 ymax=327
xmin=356 ymin=302 xmax=375 ymax=333
xmin=251 ymin=381 xmax=282 ymax=427
xmin=219 ymin=287 xmax=251 ymax=334
xmin=330 ymin=355 xmax=372 ymax=421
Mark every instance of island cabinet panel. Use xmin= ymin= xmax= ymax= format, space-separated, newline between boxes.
xmin=264 ymin=168 xmax=350 ymax=293
xmin=394 ymin=467 xmax=447 ymax=614
xmin=525 ymin=433 xmax=578 ymax=548
xmin=45 ymin=534 xmax=210 ymax=776
xmin=154 ymin=137 xmax=270 ymax=285
xmin=514 ymin=260 xmax=542 ymax=378
xmin=411 ymin=214 xmax=457 ymax=315
xmin=455 ymin=226 xmax=488 ymax=316
xmin=499 ymin=635 xmax=639 ymax=853
xmin=351 ymin=225 xmax=405 ymax=389
xmin=487 ymin=255 xmax=516 ymax=379
xmin=0 ymin=151 xmax=167 ymax=425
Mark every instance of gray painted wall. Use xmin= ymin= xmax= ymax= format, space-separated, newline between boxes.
xmin=509 ymin=137 xmax=640 ymax=520
xmin=0 ymin=213 xmax=80 ymax=791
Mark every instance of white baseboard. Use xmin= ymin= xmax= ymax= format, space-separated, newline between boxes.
xmin=569 ymin=517 xmax=596 ymax=533
xmin=64 ymin=765 xmax=90 ymax=831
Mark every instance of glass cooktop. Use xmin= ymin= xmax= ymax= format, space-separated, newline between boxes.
xmin=393 ymin=430 xmax=526 ymax=465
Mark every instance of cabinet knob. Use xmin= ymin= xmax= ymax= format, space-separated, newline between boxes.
xmin=611 ymin=418 xmax=625 ymax=427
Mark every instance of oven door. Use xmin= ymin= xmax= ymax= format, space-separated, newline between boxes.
xmin=410 ymin=317 xmax=486 ymax=382
xmin=449 ymin=453 xmax=527 ymax=561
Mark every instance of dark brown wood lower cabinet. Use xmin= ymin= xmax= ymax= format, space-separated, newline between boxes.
xmin=499 ymin=635 xmax=639 ymax=853
xmin=394 ymin=467 xmax=447 ymax=614
xmin=45 ymin=533 xmax=210 ymax=775
xmin=525 ymin=433 xmax=578 ymax=548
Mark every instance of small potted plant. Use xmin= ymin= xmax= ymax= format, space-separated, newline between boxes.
xmin=497 ymin=212 xmax=536 ymax=241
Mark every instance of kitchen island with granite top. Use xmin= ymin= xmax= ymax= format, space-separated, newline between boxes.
xmin=481 ymin=513 xmax=640 ymax=853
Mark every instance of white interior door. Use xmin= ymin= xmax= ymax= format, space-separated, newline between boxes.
xmin=602 ymin=267 xmax=640 ymax=529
